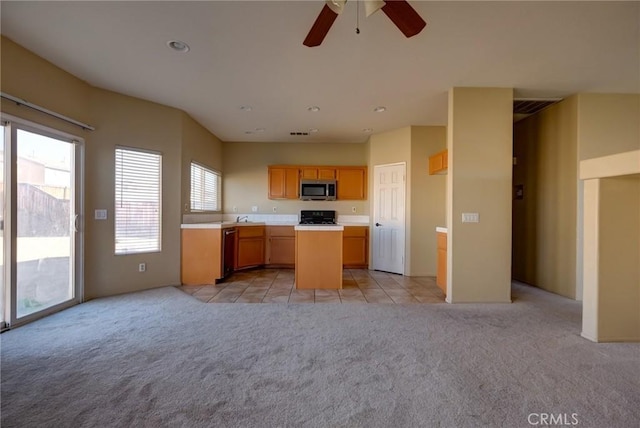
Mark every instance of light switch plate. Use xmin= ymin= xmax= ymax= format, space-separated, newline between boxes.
xmin=462 ymin=212 xmax=479 ymax=223
xmin=95 ymin=209 xmax=107 ymax=220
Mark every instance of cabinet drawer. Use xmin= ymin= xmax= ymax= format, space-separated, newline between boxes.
xmin=267 ymin=225 xmax=295 ymax=237
xmin=237 ymin=225 xmax=265 ymax=238
xmin=343 ymin=226 xmax=368 ymax=237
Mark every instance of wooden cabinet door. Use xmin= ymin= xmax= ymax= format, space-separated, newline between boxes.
xmin=318 ymin=168 xmax=336 ymax=179
xmin=269 ymin=167 xmax=299 ymax=199
xmin=236 ymin=238 xmax=265 ymax=268
xmin=236 ymin=226 xmax=265 ymax=269
xmin=181 ymin=229 xmax=223 ymax=285
xmin=343 ymin=226 xmax=368 ymax=268
xmin=336 ymin=167 xmax=367 ymax=200
xmin=269 ymin=237 xmax=295 ymax=265
xmin=300 ymin=168 xmax=318 ymax=179
xmin=300 ymin=167 xmax=336 ymax=180
xmin=429 ymin=150 xmax=448 ymax=175
xmin=266 ymin=226 xmax=295 ymax=265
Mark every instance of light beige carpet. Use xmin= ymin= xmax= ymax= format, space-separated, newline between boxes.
xmin=1 ymin=282 xmax=639 ymax=427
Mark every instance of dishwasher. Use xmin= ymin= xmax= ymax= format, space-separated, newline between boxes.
xmin=222 ymin=228 xmax=236 ymax=278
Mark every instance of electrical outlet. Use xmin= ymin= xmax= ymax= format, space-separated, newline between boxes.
xmin=351 ymin=207 xmax=357 ymax=213
xmin=138 ymin=263 xmax=146 ymax=272
xmin=232 ymin=206 xmax=238 ymax=212
xmin=251 ymin=205 xmax=258 ymax=212
xmin=272 ymin=207 xmax=277 ymax=212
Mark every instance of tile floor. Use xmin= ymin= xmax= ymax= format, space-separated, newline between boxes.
xmin=177 ymin=268 xmax=445 ymax=304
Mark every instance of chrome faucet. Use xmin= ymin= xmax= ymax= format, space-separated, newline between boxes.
xmin=236 ymin=215 xmax=249 ymax=223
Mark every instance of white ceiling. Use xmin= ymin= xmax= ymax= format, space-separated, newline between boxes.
xmin=1 ymin=1 xmax=638 ymax=143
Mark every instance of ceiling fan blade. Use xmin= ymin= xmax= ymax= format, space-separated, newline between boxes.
xmin=381 ymin=0 xmax=426 ymax=38
xmin=303 ymin=4 xmax=340 ymax=47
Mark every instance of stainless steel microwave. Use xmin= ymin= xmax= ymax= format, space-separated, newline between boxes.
xmin=300 ymin=179 xmax=337 ymax=201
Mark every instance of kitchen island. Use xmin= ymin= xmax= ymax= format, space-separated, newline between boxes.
xmin=294 ymin=225 xmax=344 ymax=289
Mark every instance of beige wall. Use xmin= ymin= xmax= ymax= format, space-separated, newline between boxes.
xmin=410 ymin=126 xmax=447 ymax=276
xmin=0 ymin=36 xmax=91 ymax=139
xmin=447 ymin=87 xmax=513 ymax=303
xmin=582 ymin=174 xmax=640 ymax=342
xmin=2 ymin=37 xmax=221 ymax=300
xmin=222 ymin=141 xmax=368 ymax=215
xmin=597 ymin=176 xmax=640 ymax=341
xmin=512 ymin=97 xmax=579 ymax=298
xmin=578 ymin=93 xmax=640 ymax=160
xmin=86 ymin=88 xmax=183 ymax=299
xmin=181 ymin=112 xmax=224 ymax=216
xmin=368 ymin=127 xmax=411 ymax=271
xmin=367 ymin=126 xmax=447 ymax=276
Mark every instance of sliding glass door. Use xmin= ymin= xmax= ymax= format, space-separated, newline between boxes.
xmin=2 ymin=117 xmax=83 ymax=326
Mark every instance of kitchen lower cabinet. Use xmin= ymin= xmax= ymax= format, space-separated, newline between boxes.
xmin=235 ymin=226 xmax=265 ymax=269
xmin=436 ymin=231 xmax=447 ymax=294
xmin=295 ymin=228 xmax=343 ymax=289
xmin=181 ymin=229 xmax=223 ymax=285
xmin=343 ymin=226 xmax=369 ymax=268
xmin=266 ymin=226 xmax=295 ymax=266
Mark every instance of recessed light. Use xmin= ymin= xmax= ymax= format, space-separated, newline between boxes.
xmin=308 ymin=128 xmax=319 ymax=133
xmin=307 ymin=106 xmax=321 ymax=112
xmin=363 ymin=128 xmax=373 ymax=133
xmin=373 ymin=106 xmax=386 ymax=113
xmin=240 ymin=105 xmax=252 ymax=112
xmin=166 ymin=40 xmax=190 ymax=53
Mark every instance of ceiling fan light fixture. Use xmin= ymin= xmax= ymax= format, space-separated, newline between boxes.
xmin=373 ymin=106 xmax=387 ymax=113
xmin=326 ymin=0 xmax=346 ymax=15
xmin=239 ymin=105 xmax=253 ymax=112
xmin=307 ymin=106 xmax=321 ymax=112
xmin=364 ymin=0 xmax=386 ymax=17
xmin=166 ymin=40 xmax=190 ymax=53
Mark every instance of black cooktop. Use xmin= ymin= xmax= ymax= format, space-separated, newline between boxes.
xmin=299 ymin=210 xmax=337 ymax=225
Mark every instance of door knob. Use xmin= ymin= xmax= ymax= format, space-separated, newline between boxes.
xmin=375 ymin=222 xmax=382 ymax=227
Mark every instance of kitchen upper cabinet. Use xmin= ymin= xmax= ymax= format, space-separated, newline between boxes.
xmin=343 ymin=226 xmax=369 ymax=268
xmin=268 ymin=166 xmax=299 ymax=199
xmin=429 ymin=150 xmax=448 ymax=175
xmin=300 ymin=167 xmax=336 ymax=180
xmin=235 ymin=226 xmax=265 ymax=269
xmin=266 ymin=226 xmax=295 ymax=266
xmin=336 ymin=167 xmax=367 ymax=200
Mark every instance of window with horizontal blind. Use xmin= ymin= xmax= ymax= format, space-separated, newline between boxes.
xmin=191 ymin=162 xmax=221 ymax=211
xmin=115 ymin=147 xmax=162 ymax=255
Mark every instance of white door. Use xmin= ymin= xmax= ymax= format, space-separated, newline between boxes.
xmin=1 ymin=116 xmax=83 ymax=327
xmin=372 ymin=163 xmax=406 ymax=274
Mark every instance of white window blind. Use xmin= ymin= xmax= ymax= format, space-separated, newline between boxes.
xmin=191 ymin=162 xmax=220 ymax=211
xmin=115 ymin=147 xmax=162 ymax=255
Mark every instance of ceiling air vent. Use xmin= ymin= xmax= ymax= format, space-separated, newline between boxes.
xmin=514 ymin=98 xmax=562 ymax=115
xmin=290 ymin=131 xmax=310 ymax=136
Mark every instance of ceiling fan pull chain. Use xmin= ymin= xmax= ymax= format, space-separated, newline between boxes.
xmin=356 ymin=0 xmax=360 ymax=34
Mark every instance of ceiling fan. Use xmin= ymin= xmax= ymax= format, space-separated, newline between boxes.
xmin=303 ymin=0 xmax=426 ymax=47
